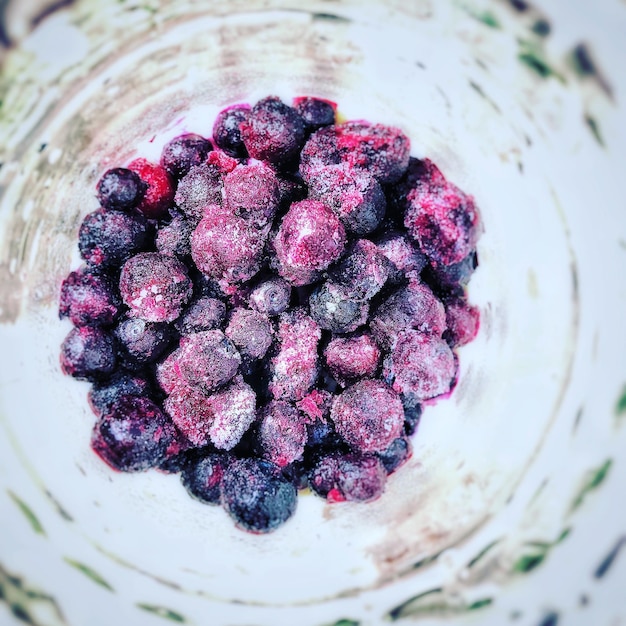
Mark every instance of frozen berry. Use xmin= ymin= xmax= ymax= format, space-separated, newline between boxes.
xmin=269 ymin=308 xmax=321 ymax=401
xmin=156 ymin=347 xmax=182 ymax=395
xmin=324 ymin=334 xmax=380 ymax=386
xmin=127 ymin=158 xmax=175 ymax=220
xmin=78 ymin=208 xmax=150 ymax=269
xmin=377 ymin=437 xmax=412 ymax=474
xmin=164 ymin=385 xmax=213 ymax=446
xmin=273 ymin=200 xmax=346 ymax=286
xmin=383 ymin=330 xmax=457 ymax=401
xmin=212 ymin=104 xmax=250 ymax=158
xmin=156 ymin=215 xmax=193 ymax=259
xmin=259 ymin=400 xmax=307 ymax=467
xmin=443 ymin=297 xmax=480 ymax=348
xmin=224 ymin=163 xmax=281 ymax=227
xmin=307 ymin=453 xmax=342 ymax=499
xmin=239 ymin=96 xmax=306 ymax=166
xmin=249 ymin=277 xmax=291 ymax=316
xmin=174 ymin=164 xmax=223 ymax=222
xmin=330 ymin=379 xmax=404 ymax=453
xmin=60 ymin=326 xmax=116 ymax=380
xmin=119 ymin=252 xmax=193 ymax=323
xmin=402 ymin=399 xmax=422 ymax=435
xmin=91 ymin=395 xmax=177 ymax=472
xmin=296 ymin=388 xmax=333 ymax=423
xmin=424 ymin=251 xmax=478 ymax=294
xmin=96 ymin=167 xmax=146 ymax=211
xmin=88 ymin=371 xmax=152 ymax=416
xmin=181 ymin=453 xmax=230 ymax=504
xmin=294 ymin=97 xmax=336 ymax=131
xmin=175 ymin=296 xmax=226 ymax=335
xmin=336 ymin=453 xmax=387 ymax=502
xmin=160 ymin=133 xmax=212 ymax=179
xmin=221 ymin=457 xmax=297 ymax=533
xmin=114 ymin=317 xmax=173 ymax=365
xmin=225 ymin=308 xmax=273 ymax=362
xmin=375 ymin=231 xmax=427 ymax=284
xmin=308 ymin=282 xmax=369 ymax=334
xmin=59 ymin=267 xmax=121 ymax=327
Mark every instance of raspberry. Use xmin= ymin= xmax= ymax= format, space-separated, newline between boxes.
xmin=156 ymin=215 xmax=193 ymax=259
xmin=60 ymin=326 xmax=116 ymax=380
xmin=248 ymin=277 xmax=291 ymax=317
xmin=181 ymin=453 xmax=231 ymax=504
xmin=225 ymin=308 xmax=273 ymax=362
xmin=175 ymin=296 xmax=226 ymax=335
xmin=160 ymin=133 xmax=212 ymax=179
xmin=96 ymin=167 xmax=146 ymax=211
xmin=294 ymin=96 xmax=336 ymax=131
xmin=127 ymin=158 xmax=175 ymax=220
xmin=308 ymin=281 xmax=369 ymax=334
xmin=174 ymin=164 xmax=223 ymax=222
xmin=259 ymin=400 xmax=307 ymax=467
xmin=212 ymin=104 xmax=250 ymax=158
xmin=114 ymin=317 xmax=173 ymax=366
xmin=324 ymin=333 xmax=380 ymax=386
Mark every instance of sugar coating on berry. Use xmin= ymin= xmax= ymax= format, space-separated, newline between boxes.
xmin=174 ymin=164 xmax=223 ymax=222
xmin=156 ymin=215 xmax=192 ymax=259
xmin=330 ymin=379 xmax=404 ymax=453
xmin=114 ymin=317 xmax=173 ymax=365
xmin=443 ymin=297 xmax=480 ymax=348
xmin=156 ymin=347 xmax=182 ymax=395
xmin=336 ymin=454 xmax=387 ymax=502
xmin=175 ymin=296 xmax=226 ymax=335
xmin=403 ymin=159 xmax=481 ymax=266
xmin=224 ymin=163 xmax=280 ymax=227
xmin=273 ymin=200 xmax=346 ymax=286
xmin=259 ymin=400 xmax=307 ymax=467
xmin=78 ymin=208 xmax=150 ymax=269
xmin=225 ymin=308 xmax=273 ymax=362
xmin=324 ymin=334 xmax=380 ymax=386
xmin=127 ymin=158 xmax=175 ymax=220
xmin=181 ymin=453 xmax=230 ymax=504
xmin=212 ymin=104 xmax=250 ymax=158
xmin=383 ymin=330 xmax=457 ymax=401
xmin=60 ymin=326 xmax=116 ymax=380
xmin=88 ymin=371 xmax=152 ymax=416
xmin=160 ymin=133 xmax=212 ymax=179
xmin=207 ymin=377 xmax=256 ymax=450
xmin=249 ymin=277 xmax=291 ymax=316
xmin=191 ymin=207 xmax=267 ymax=285
xmin=59 ymin=267 xmax=121 ymax=327
xmin=370 ymin=279 xmax=447 ymax=349
xmin=294 ymin=97 xmax=336 ymax=130
xmin=221 ymin=457 xmax=297 ymax=533
xmin=164 ymin=384 xmax=214 ymax=446
xmin=375 ymin=231 xmax=427 ymax=283
xmin=308 ymin=281 xmax=369 ymax=334
xmin=119 ymin=252 xmax=193 ymax=323
xmin=269 ymin=308 xmax=321 ymax=401
xmin=96 ymin=167 xmax=146 ymax=211
xmin=91 ymin=395 xmax=177 ymax=472
xmin=307 ymin=164 xmax=386 ymax=235
xmin=239 ymin=96 xmax=306 ymax=166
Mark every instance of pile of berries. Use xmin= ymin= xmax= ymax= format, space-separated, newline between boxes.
xmin=59 ymin=96 xmax=481 ymax=534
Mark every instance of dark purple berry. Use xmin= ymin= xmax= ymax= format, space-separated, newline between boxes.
xmin=96 ymin=167 xmax=146 ymax=211
xmin=225 ymin=308 xmax=273 ymax=362
xmin=181 ymin=453 xmax=230 ymax=504
xmin=160 ymin=133 xmax=212 ymax=179
xmin=294 ymin=97 xmax=336 ymax=130
xmin=164 ymin=384 xmax=214 ymax=447
xmin=308 ymin=453 xmax=341 ymax=499
xmin=324 ymin=333 xmax=380 ymax=387
xmin=175 ymin=296 xmax=226 ymax=335
xmin=156 ymin=215 xmax=193 ymax=259
xmin=88 ymin=371 xmax=152 ymax=416
xmin=402 ymin=399 xmax=422 ymax=436
xmin=308 ymin=282 xmax=369 ymax=335
xmin=249 ymin=277 xmax=291 ymax=317
xmin=336 ymin=454 xmax=387 ymax=502
xmin=60 ymin=326 xmax=116 ymax=380
xmin=259 ymin=400 xmax=307 ymax=468
xmin=212 ymin=104 xmax=250 ymax=158
xmin=174 ymin=164 xmax=223 ymax=222
xmin=424 ymin=251 xmax=478 ymax=295
xmin=377 ymin=437 xmax=412 ymax=474
xmin=127 ymin=158 xmax=175 ymax=220
xmin=375 ymin=231 xmax=427 ymax=284
xmin=443 ymin=296 xmax=480 ymax=348
xmin=114 ymin=317 xmax=173 ymax=365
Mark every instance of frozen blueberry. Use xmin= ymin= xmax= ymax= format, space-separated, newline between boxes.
xmin=78 ymin=208 xmax=151 ymax=269
xmin=383 ymin=330 xmax=457 ymax=401
xmin=164 ymin=384 xmax=214 ymax=447
xmin=174 ymin=164 xmax=223 ymax=222
xmin=324 ymin=333 xmax=380 ymax=387
xmin=308 ymin=453 xmax=342 ymax=500
xmin=330 ymin=379 xmax=404 ymax=454
xmin=259 ymin=400 xmax=307 ymax=467
xmin=239 ymin=96 xmax=306 ymax=167
xmin=127 ymin=158 xmax=175 ymax=220
xmin=424 ymin=251 xmax=478 ymax=295
xmin=294 ymin=97 xmax=336 ymax=131
xmin=96 ymin=167 xmax=146 ymax=211
xmin=443 ymin=296 xmax=480 ymax=348
xmin=336 ymin=454 xmax=387 ymax=502
xmin=156 ymin=215 xmax=193 ymax=259
xmin=60 ymin=326 xmax=116 ymax=380
xmin=402 ymin=398 xmax=422 ymax=436
xmin=175 ymin=296 xmax=226 ymax=335
xmin=225 ymin=308 xmax=273 ymax=362
xmin=377 ymin=437 xmax=412 ymax=474
xmin=374 ymin=230 xmax=427 ymax=284
xmin=160 ymin=133 xmax=212 ymax=179
xmin=59 ymin=267 xmax=121 ymax=327
xmin=88 ymin=371 xmax=152 ymax=416
xmin=91 ymin=395 xmax=177 ymax=472
xmin=212 ymin=104 xmax=250 ymax=158
xmin=248 ymin=277 xmax=291 ymax=317
xmin=181 ymin=453 xmax=231 ymax=504
xmin=221 ymin=457 xmax=297 ymax=533
xmin=308 ymin=282 xmax=369 ymax=334
xmin=114 ymin=317 xmax=173 ymax=365
xmin=119 ymin=252 xmax=193 ymax=323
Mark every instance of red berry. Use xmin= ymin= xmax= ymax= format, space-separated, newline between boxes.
xmin=127 ymin=158 xmax=175 ymax=219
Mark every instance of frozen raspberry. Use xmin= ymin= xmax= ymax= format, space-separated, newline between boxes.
xmin=164 ymin=384 xmax=213 ymax=446
xmin=177 ymin=330 xmax=241 ymax=394
xmin=329 ymin=239 xmax=391 ymax=301
xmin=308 ymin=453 xmax=342 ymax=499
xmin=336 ymin=453 xmax=387 ymax=502
xmin=60 ymin=326 xmax=116 ymax=380
xmin=269 ymin=308 xmax=321 ymax=401
xmin=160 ymin=133 xmax=212 ymax=179
xmin=307 ymin=165 xmax=386 ymax=235
xmin=91 ymin=396 xmax=177 ymax=472
xmin=239 ymin=96 xmax=306 ymax=166
xmin=259 ymin=400 xmax=307 ymax=467
xmin=88 ymin=371 xmax=152 ymax=416
xmin=119 ymin=252 xmax=193 ymax=323
xmin=330 ymin=379 xmax=404 ymax=453
xmin=96 ymin=167 xmax=146 ymax=211
xmin=156 ymin=215 xmax=193 ymax=259
xmin=221 ymin=457 xmax=297 ymax=533
xmin=225 ymin=308 xmax=273 ymax=362
xmin=114 ymin=317 xmax=173 ymax=366
xmin=308 ymin=282 xmax=369 ymax=334
xmin=294 ymin=97 xmax=336 ymax=131
xmin=383 ymin=330 xmax=457 ymax=401
xmin=375 ymin=231 xmax=427 ymax=284
xmin=206 ymin=377 xmax=256 ymax=450
xmin=127 ymin=158 xmax=175 ymax=220
xmin=174 ymin=164 xmax=223 ymax=222
xmin=443 ymin=296 xmax=480 ymax=348
xmin=296 ymin=388 xmax=333 ymax=423
xmin=181 ymin=453 xmax=231 ymax=504
xmin=324 ymin=334 xmax=380 ymax=386
xmin=370 ymin=279 xmax=447 ymax=349
xmin=59 ymin=267 xmax=121 ymax=327
xmin=249 ymin=277 xmax=291 ymax=316
xmin=377 ymin=437 xmax=412 ymax=474
xmin=403 ymin=159 xmax=481 ymax=267
xmin=175 ymin=296 xmax=226 ymax=335
xmin=273 ymin=200 xmax=346 ymax=286
xmin=190 ymin=207 xmax=267 ymax=285
xmin=206 ymin=150 xmax=239 ymax=175
xmin=78 ymin=208 xmax=150 ymax=269
xmin=212 ymin=104 xmax=250 ymax=158
xmin=224 ymin=163 xmax=281 ymax=227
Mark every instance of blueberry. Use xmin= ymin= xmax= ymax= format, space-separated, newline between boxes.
xmin=60 ymin=326 xmax=116 ymax=380
xmin=307 ymin=453 xmax=341 ymax=499
xmin=181 ymin=452 xmax=231 ymax=504
xmin=377 ymin=437 xmax=412 ymax=474
xmin=175 ymin=296 xmax=226 ymax=335
xmin=160 ymin=133 xmax=212 ymax=179
xmin=324 ymin=333 xmax=380 ymax=387
xmin=156 ymin=215 xmax=193 ymax=260
xmin=308 ymin=282 xmax=369 ymax=334
xmin=225 ymin=308 xmax=273 ymax=362
xmin=402 ymin=399 xmax=422 ymax=436
xmin=114 ymin=317 xmax=174 ymax=366
xmin=294 ymin=97 xmax=336 ymax=131
xmin=212 ymin=105 xmax=250 ymax=158
xmin=258 ymin=400 xmax=307 ymax=467
xmin=96 ymin=167 xmax=146 ymax=211
xmin=221 ymin=458 xmax=297 ymax=533
xmin=248 ymin=277 xmax=291 ymax=317
xmin=88 ymin=371 xmax=152 ymax=415
xmin=336 ymin=454 xmax=387 ymax=502
xmin=174 ymin=164 xmax=223 ymax=223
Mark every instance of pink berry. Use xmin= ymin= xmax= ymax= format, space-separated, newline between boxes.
xmin=296 ymin=389 xmax=333 ymax=422
xmin=324 ymin=334 xmax=380 ymax=387
xmin=156 ymin=347 xmax=182 ymax=394
xmin=164 ymin=384 xmax=214 ymax=447
xmin=375 ymin=230 xmax=427 ymax=284
xmin=443 ymin=297 xmax=480 ymax=348
xmin=259 ymin=400 xmax=307 ymax=467
xmin=127 ymin=158 xmax=175 ymax=219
